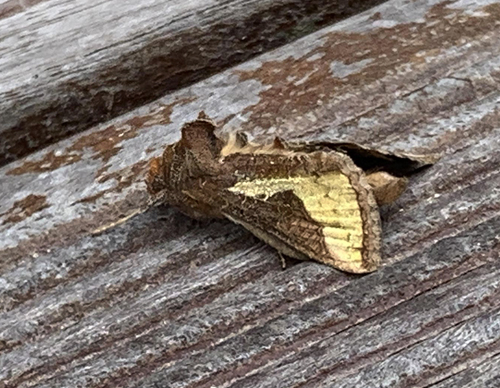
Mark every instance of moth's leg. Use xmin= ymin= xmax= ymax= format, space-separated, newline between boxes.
xmin=91 ymin=207 xmax=148 ymax=235
xmin=365 ymin=172 xmax=408 ymax=205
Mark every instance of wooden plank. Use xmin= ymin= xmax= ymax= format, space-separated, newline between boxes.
xmin=1 ymin=0 xmax=500 ymax=386
xmin=0 ymin=0 xmax=386 ymax=166
xmin=431 ymin=352 xmax=500 ymax=388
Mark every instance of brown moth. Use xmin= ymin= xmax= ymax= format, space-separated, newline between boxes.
xmin=145 ymin=112 xmax=438 ymax=274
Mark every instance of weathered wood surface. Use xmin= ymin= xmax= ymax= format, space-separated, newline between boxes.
xmin=0 ymin=0 xmax=386 ymax=167
xmin=1 ymin=0 xmax=500 ymax=386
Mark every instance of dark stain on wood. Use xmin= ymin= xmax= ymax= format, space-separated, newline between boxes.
xmin=1 ymin=194 xmax=49 ymax=225
xmin=6 ymin=99 xmax=183 ymax=176
xmin=237 ymin=3 xmax=500 ymax=135
xmin=0 ymin=0 xmax=48 ymax=19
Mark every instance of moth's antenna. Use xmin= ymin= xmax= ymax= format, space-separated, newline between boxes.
xmin=91 ymin=194 xmax=164 ymax=235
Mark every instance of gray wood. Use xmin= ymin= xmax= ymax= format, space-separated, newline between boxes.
xmin=0 ymin=0 xmax=385 ymax=166
xmin=1 ymin=0 xmax=500 ymax=386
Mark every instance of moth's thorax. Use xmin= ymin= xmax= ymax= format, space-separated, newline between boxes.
xmin=146 ymin=142 xmax=226 ymax=219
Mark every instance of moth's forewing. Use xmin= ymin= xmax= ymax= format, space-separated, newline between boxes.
xmin=216 ymin=151 xmax=382 ymax=274
xmin=285 ymin=140 xmax=440 ymax=176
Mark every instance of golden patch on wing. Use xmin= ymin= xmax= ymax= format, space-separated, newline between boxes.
xmin=227 ymin=171 xmax=371 ymax=273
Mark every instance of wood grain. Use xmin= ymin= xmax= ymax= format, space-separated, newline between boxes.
xmin=0 ymin=0 xmax=385 ymax=166
xmin=1 ymin=0 xmax=500 ymax=386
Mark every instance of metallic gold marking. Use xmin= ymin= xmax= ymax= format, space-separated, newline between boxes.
xmin=229 ymin=171 xmax=364 ymax=267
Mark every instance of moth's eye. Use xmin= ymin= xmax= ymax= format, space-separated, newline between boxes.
xmin=256 ymin=193 xmax=267 ymax=200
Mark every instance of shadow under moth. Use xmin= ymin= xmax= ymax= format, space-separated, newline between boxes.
xmin=135 ymin=112 xmax=439 ymax=274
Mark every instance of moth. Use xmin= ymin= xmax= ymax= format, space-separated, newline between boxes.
xmin=144 ymin=112 xmax=438 ymax=274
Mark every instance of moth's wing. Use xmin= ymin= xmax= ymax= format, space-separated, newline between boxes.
xmin=325 ymin=142 xmax=440 ymax=175
xmin=285 ymin=140 xmax=440 ymax=176
xmin=222 ymin=191 xmax=316 ymax=263
xmin=365 ymin=171 xmax=408 ymax=206
xmin=222 ymin=155 xmax=381 ymax=273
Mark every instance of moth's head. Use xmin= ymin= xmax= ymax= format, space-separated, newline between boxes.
xmin=178 ymin=112 xmax=223 ymax=161
xmin=146 ymin=112 xmax=223 ymax=196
